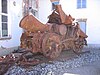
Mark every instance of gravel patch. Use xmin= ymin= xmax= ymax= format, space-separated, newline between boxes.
xmin=5 ymin=48 xmax=100 ymax=75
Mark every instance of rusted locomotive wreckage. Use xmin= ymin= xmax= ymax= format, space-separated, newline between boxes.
xmin=0 ymin=4 xmax=88 ymax=74
xmin=20 ymin=4 xmax=88 ymax=59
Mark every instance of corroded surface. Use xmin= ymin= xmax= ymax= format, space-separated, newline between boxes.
xmin=19 ymin=4 xmax=88 ymax=59
xmin=0 ymin=1 xmax=90 ymax=75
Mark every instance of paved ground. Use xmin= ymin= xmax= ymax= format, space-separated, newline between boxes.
xmin=1 ymin=46 xmax=100 ymax=75
xmin=63 ymin=48 xmax=100 ymax=75
xmin=63 ymin=60 xmax=100 ymax=75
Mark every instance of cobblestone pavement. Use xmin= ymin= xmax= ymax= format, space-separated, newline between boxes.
xmin=63 ymin=60 xmax=100 ymax=75
xmin=4 ymin=47 xmax=100 ymax=75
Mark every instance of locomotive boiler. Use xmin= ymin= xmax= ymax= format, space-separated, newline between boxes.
xmin=19 ymin=4 xmax=88 ymax=59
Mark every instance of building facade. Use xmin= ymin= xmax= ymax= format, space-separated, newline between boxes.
xmin=0 ymin=0 xmax=39 ymax=48
xmin=39 ymin=0 xmax=100 ymax=46
xmin=0 ymin=0 xmax=22 ymax=48
xmin=0 ymin=0 xmax=100 ymax=48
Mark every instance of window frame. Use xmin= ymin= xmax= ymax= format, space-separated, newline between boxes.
xmin=22 ymin=0 xmax=39 ymax=17
xmin=77 ymin=0 xmax=86 ymax=9
xmin=0 ymin=0 xmax=11 ymax=40
xmin=77 ymin=18 xmax=87 ymax=33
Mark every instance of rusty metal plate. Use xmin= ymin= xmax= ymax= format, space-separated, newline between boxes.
xmin=59 ymin=25 xmax=67 ymax=35
xmin=19 ymin=15 xmax=48 ymax=32
xmin=42 ymin=33 xmax=62 ymax=59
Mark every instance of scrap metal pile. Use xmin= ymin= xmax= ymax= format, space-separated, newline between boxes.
xmin=20 ymin=4 xmax=88 ymax=59
xmin=0 ymin=4 xmax=88 ymax=75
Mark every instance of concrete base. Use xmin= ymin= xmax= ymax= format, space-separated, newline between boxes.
xmin=0 ymin=46 xmax=19 ymax=57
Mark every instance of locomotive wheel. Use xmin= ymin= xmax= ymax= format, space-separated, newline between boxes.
xmin=73 ymin=44 xmax=84 ymax=54
xmin=73 ymin=37 xmax=84 ymax=54
xmin=42 ymin=33 xmax=62 ymax=59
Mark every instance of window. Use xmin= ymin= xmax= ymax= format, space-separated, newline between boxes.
xmin=23 ymin=0 xmax=38 ymax=17
xmin=78 ymin=21 xmax=86 ymax=33
xmin=77 ymin=19 xmax=87 ymax=33
xmin=0 ymin=0 xmax=9 ymax=38
xmin=77 ymin=0 xmax=86 ymax=9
